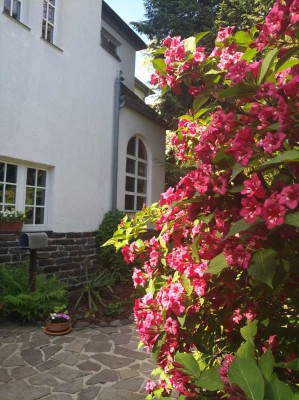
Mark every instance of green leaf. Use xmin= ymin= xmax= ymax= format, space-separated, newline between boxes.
xmin=265 ymin=373 xmax=294 ymax=400
xmin=184 ymin=36 xmax=196 ymax=53
xmin=259 ymin=349 xmax=275 ymax=381
xmin=194 ymin=107 xmax=210 ymax=119
xmin=284 ymin=358 xmax=299 ymax=371
xmin=194 ymin=31 xmax=210 ymax=43
xmin=247 ymin=249 xmax=278 ymax=288
xmin=236 ymin=342 xmax=255 ymax=359
xmin=175 ymin=353 xmax=201 ymax=379
xmin=226 ymin=218 xmax=262 ymax=239
xmin=181 ymin=274 xmax=193 ymax=296
xmin=195 ymin=366 xmax=224 ymax=391
xmin=235 ymin=31 xmax=251 ymax=45
xmin=199 ymin=213 xmax=214 ymax=225
xmin=152 ymin=58 xmax=166 ymax=75
xmin=219 ymin=83 xmax=257 ymax=99
xmin=276 ymin=58 xmax=299 ymax=73
xmin=256 ymin=150 xmax=299 ymax=171
xmin=152 ymin=332 xmax=166 ymax=364
xmin=228 ymin=357 xmax=264 ymax=400
xmin=230 ymin=163 xmax=245 ymax=182
xmin=205 ymin=69 xmax=223 ymax=75
xmin=193 ymin=94 xmax=210 ymax=112
xmin=206 ymin=253 xmax=228 ymax=275
xmin=285 ymin=212 xmax=299 ymax=228
xmin=240 ymin=320 xmax=258 ymax=345
xmin=275 ymin=47 xmax=299 ymax=72
xmin=242 ymin=47 xmax=257 ymax=62
xmin=257 ymin=48 xmax=279 ymax=84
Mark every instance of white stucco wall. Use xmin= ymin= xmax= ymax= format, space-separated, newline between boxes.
xmin=117 ymin=108 xmax=165 ymax=211
xmin=0 ymin=0 xmax=119 ymax=232
xmin=0 ymin=0 xmax=165 ymax=233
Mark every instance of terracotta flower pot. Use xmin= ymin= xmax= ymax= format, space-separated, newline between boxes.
xmin=0 ymin=221 xmax=23 ymax=233
xmin=44 ymin=319 xmax=72 ymax=335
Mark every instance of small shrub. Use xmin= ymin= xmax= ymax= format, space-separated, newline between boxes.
xmin=104 ymin=301 xmax=125 ymax=317
xmin=0 ymin=263 xmax=66 ymax=322
xmin=69 ymin=266 xmax=116 ymax=311
xmin=96 ymin=210 xmax=132 ymax=284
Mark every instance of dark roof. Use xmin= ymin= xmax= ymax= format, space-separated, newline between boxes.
xmin=121 ymin=83 xmax=167 ymax=129
xmin=102 ymin=2 xmax=146 ymax=51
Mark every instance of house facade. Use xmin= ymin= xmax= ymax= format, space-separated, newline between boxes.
xmin=0 ymin=0 xmax=165 ymax=284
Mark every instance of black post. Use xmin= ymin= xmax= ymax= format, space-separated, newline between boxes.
xmin=29 ymin=249 xmax=37 ymax=292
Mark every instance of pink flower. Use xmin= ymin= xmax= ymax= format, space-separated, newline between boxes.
xmin=132 ymin=268 xmax=146 ymax=288
xmin=278 ymin=184 xmax=299 ymax=209
xmin=257 ymin=131 xmax=286 ymax=153
xmin=232 ymin=308 xmax=243 ymax=324
xmin=146 ymin=379 xmax=157 ymax=393
xmin=224 ymin=244 xmax=251 ymax=269
xmin=164 ymin=317 xmax=179 ymax=335
xmin=240 ymin=197 xmax=262 ymax=223
xmin=216 ymin=26 xmax=235 ymax=42
xmin=226 ymin=60 xmax=250 ymax=84
xmin=121 ymin=243 xmax=136 ymax=264
xmin=241 ymin=174 xmax=266 ymax=198
xmin=261 ymin=199 xmax=286 ymax=229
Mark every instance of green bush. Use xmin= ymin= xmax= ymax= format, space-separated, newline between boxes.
xmin=96 ymin=210 xmax=132 ymax=284
xmin=0 ymin=263 xmax=66 ymax=322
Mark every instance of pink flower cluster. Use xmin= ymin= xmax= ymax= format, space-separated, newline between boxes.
xmin=124 ymin=1 xmax=299 ymax=398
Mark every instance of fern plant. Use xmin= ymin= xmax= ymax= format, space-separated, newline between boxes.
xmin=0 ymin=263 xmax=66 ymax=322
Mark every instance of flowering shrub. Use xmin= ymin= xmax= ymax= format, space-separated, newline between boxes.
xmin=106 ymin=1 xmax=299 ymax=399
xmin=49 ymin=312 xmax=70 ymax=323
xmin=0 ymin=209 xmax=26 ymax=222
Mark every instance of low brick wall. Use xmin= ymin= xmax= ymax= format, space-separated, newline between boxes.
xmin=0 ymin=231 xmax=98 ymax=287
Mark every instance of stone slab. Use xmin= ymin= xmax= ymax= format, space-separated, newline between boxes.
xmin=53 ymin=350 xmax=79 ymax=366
xmin=97 ymin=387 xmax=145 ymax=400
xmin=91 ymin=353 xmax=134 ymax=369
xmin=0 ymin=380 xmax=51 ymax=400
xmin=113 ymin=377 xmax=144 ymax=392
xmin=86 ymin=368 xmax=118 ymax=384
xmin=28 ymin=372 xmax=59 ymax=387
xmin=0 ymin=368 xmax=11 ymax=383
xmin=50 ymin=365 xmax=89 ymax=382
xmin=77 ymin=387 xmax=100 ymax=400
xmin=77 ymin=360 xmax=102 ymax=371
xmin=115 ymin=345 xmax=149 ymax=360
xmin=11 ymin=365 xmax=36 ymax=379
xmin=20 ymin=348 xmax=43 ymax=366
xmin=84 ymin=341 xmax=112 ymax=353
xmin=64 ymin=338 xmax=87 ymax=353
xmin=54 ymin=377 xmax=83 ymax=394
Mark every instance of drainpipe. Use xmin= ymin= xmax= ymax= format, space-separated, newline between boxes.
xmin=111 ymin=70 xmax=124 ymax=213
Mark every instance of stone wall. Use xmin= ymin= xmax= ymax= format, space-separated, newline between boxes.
xmin=0 ymin=231 xmax=98 ymax=287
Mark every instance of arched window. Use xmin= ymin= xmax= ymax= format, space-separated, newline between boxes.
xmin=125 ymin=137 xmax=147 ymax=211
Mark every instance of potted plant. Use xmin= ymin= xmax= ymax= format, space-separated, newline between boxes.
xmin=0 ymin=209 xmax=26 ymax=233
xmin=44 ymin=307 xmax=72 ymax=335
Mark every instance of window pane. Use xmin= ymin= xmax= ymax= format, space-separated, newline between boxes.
xmin=25 ymin=207 xmax=34 ymax=224
xmin=36 ymin=188 xmax=46 ymax=206
xmin=26 ymin=187 xmax=35 ymax=205
xmin=42 ymin=19 xmax=47 ymax=39
xmin=138 ymin=140 xmax=147 ymax=160
xmin=125 ymin=195 xmax=134 ymax=211
xmin=126 ymin=158 xmax=135 ymax=174
xmin=35 ymin=208 xmax=45 ymax=224
xmin=137 ymin=197 xmax=145 ymax=210
xmin=49 ymin=0 xmax=55 ymax=5
xmin=48 ymin=5 xmax=55 ymax=23
xmin=137 ymin=179 xmax=147 ymax=194
xmin=47 ymin=24 xmax=54 ymax=43
xmin=6 ymin=164 xmax=17 ymax=183
xmin=3 ymin=0 xmax=10 ymax=15
xmin=0 ymin=184 xmax=3 ymax=204
xmin=138 ymin=162 xmax=147 ymax=177
xmin=5 ymin=185 xmax=16 ymax=204
xmin=27 ymin=168 xmax=36 ymax=186
xmin=12 ymin=0 xmax=21 ymax=20
xmin=43 ymin=1 xmax=47 ymax=18
xmin=37 ymin=170 xmax=47 ymax=187
xmin=127 ymin=138 xmax=136 ymax=156
xmin=125 ymin=177 xmax=135 ymax=192
xmin=0 ymin=163 xmax=4 ymax=182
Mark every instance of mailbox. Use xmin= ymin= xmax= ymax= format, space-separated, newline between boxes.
xmin=19 ymin=232 xmax=48 ymax=249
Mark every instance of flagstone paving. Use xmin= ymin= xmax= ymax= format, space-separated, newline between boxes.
xmin=0 ymin=319 xmax=153 ymax=400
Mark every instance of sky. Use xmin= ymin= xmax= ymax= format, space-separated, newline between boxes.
xmin=104 ymin=0 xmax=153 ymax=85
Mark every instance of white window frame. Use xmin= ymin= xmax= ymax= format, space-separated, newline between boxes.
xmin=42 ymin=0 xmax=56 ymax=43
xmin=3 ymin=0 xmax=22 ymax=21
xmin=0 ymin=159 xmax=50 ymax=231
xmin=125 ymin=137 xmax=148 ymax=212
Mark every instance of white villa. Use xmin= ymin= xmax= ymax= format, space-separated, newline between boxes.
xmin=0 ymin=0 xmax=165 ymax=282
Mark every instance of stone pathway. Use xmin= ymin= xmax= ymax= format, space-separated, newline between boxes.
xmin=0 ymin=320 xmax=154 ymax=400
